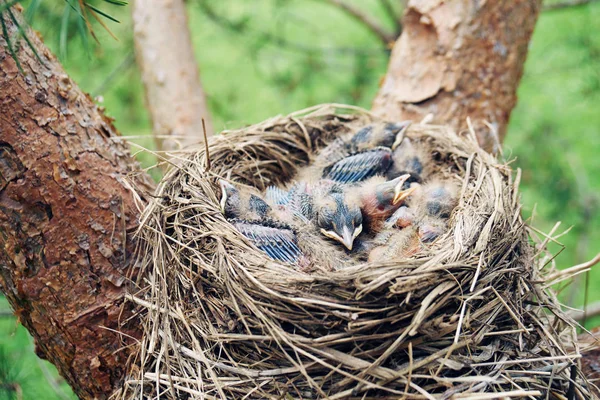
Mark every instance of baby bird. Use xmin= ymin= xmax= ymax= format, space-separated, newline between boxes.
xmin=368 ymin=226 xmax=421 ymax=263
xmin=386 ymin=206 xmax=416 ymax=229
xmin=219 ymin=180 xmax=303 ymax=264
xmin=314 ymin=186 xmax=363 ymax=251
xmin=285 ymin=180 xmax=363 ymax=251
xmin=367 ymin=181 xmax=459 ymax=262
xmin=351 ymin=174 xmax=416 ymax=234
xmin=295 ymin=228 xmax=357 ymax=272
xmin=297 ymin=121 xmax=409 ymax=184
xmin=219 ymin=179 xmax=273 ymax=222
xmin=412 ymin=181 xmax=459 ymax=243
xmin=348 ymin=121 xmax=411 ymax=153
xmin=387 ymin=138 xmax=432 ymax=183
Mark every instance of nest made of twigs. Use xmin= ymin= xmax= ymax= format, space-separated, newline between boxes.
xmin=123 ymin=104 xmax=591 ymax=399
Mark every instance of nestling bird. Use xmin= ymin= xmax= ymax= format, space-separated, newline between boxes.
xmin=350 ymin=174 xmax=417 ymax=234
xmin=385 ymin=205 xmax=416 ymax=229
xmin=219 ymin=180 xmax=304 ymax=264
xmin=283 ymin=179 xmax=364 ymax=251
xmin=412 ymin=181 xmax=458 ymax=242
xmin=367 ymin=226 xmax=421 ymax=263
xmin=348 ymin=121 xmax=411 ymax=153
xmin=294 ymin=227 xmax=356 ymax=272
xmin=366 ymin=181 xmax=459 ymax=261
xmin=219 ymin=179 xmax=275 ymax=222
xmin=386 ymin=138 xmax=432 ymax=183
xmin=298 ymin=121 xmax=409 ymax=184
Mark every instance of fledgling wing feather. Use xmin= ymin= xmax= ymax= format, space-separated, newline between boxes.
xmin=234 ymin=222 xmax=302 ymax=264
xmin=265 ymin=186 xmax=289 ymax=206
xmin=285 ymin=182 xmax=313 ymax=223
xmin=323 ymin=147 xmax=392 ymax=183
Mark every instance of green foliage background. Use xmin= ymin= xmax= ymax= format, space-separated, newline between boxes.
xmin=1 ymin=1 xmax=599 ymax=398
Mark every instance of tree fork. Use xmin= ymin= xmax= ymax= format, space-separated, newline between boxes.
xmin=0 ymin=8 xmax=153 ymax=399
xmin=372 ymin=0 xmax=542 ymax=152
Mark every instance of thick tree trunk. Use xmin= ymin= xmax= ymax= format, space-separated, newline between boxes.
xmin=132 ymin=0 xmax=213 ymax=152
xmin=372 ymin=0 xmax=542 ymax=152
xmin=0 ymin=9 xmax=153 ymax=399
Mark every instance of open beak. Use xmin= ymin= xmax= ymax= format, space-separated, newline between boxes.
xmin=392 ymin=174 xmax=417 ymax=205
xmin=321 ymin=224 xmax=362 ymax=251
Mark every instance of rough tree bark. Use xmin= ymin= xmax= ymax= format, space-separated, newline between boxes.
xmin=0 ymin=9 xmax=154 ymax=399
xmin=372 ymin=0 xmax=542 ymax=152
xmin=132 ymin=0 xmax=213 ymax=152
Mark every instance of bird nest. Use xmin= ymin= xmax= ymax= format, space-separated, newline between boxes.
xmin=123 ymin=105 xmax=589 ymax=399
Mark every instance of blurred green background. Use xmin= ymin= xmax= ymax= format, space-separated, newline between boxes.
xmin=1 ymin=1 xmax=599 ymax=398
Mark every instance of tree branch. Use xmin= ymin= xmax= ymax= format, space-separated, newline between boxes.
xmin=132 ymin=0 xmax=213 ymax=153
xmin=543 ymin=0 xmax=600 ymax=11
xmin=318 ymin=0 xmax=396 ymax=45
xmin=0 ymin=6 xmax=154 ymax=398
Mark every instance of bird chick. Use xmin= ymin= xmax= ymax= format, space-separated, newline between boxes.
xmin=298 ymin=122 xmax=408 ymax=184
xmin=409 ymin=180 xmax=459 ymax=220
xmin=368 ymin=226 xmax=421 ymax=263
xmin=348 ymin=121 xmax=411 ymax=153
xmin=314 ymin=188 xmax=363 ymax=251
xmin=295 ymin=228 xmax=356 ymax=272
xmin=351 ymin=174 xmax=416 ymax=234
xmin=385 ymin=206 xmax=416 ymax=229
xmin=219 ymin=179 xmax=273 ymax=222
xmin=286 ymin=180 xmax=364 ymax=251
xmin=387 ymin=138 xmax=432 ymax=183
xmin=407 ymin=180 xmax=459 ymax=243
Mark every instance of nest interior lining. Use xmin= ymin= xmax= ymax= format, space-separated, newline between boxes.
xmin=123 ymin=104 xmax=588 ymax=399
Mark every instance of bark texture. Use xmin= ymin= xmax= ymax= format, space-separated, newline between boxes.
xmin=371 ymin=0 xmax=542 ymax=152
xmin=0 ymin=10 xmax=154 ymax=399
xmin=132 ymin=0 xmax=213 ymax=152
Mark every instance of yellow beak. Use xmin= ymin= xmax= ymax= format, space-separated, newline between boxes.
xmin=392 ymin=174 xmax=417 ymax=205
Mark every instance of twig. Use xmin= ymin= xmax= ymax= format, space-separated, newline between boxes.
xmin=202 ymin=118 xmax=211 ymax=172
xmin=318 ymin=0 xmax=396 ymax=45
xmin=543 ymin=0 xmax=600 ymax=11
